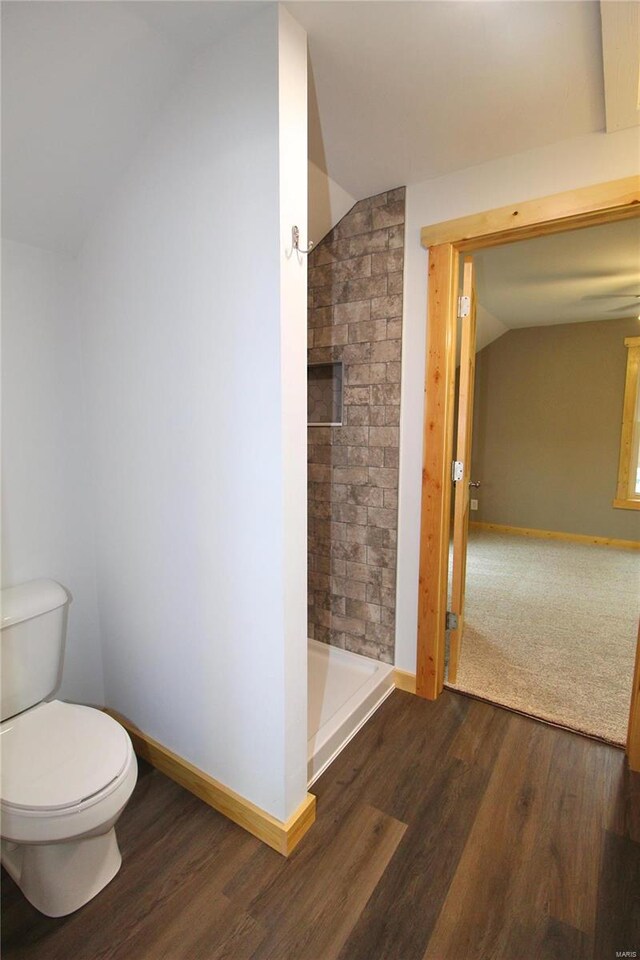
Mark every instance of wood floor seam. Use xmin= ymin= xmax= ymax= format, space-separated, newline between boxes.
xmin=3 ymin=690 xmax=637 ymax=960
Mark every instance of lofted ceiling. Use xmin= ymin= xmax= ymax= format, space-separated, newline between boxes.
xmin=290 ymin=0 xmax=606 ymax=198
xmin=474 ymin=217 xmax=640 ymax=335
xmin=1 ymin=1 xmax=262 ymax=253
xmin=1 ymin=1 xmax=634 ymax=255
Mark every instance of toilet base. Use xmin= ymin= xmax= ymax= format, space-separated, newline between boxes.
xmin=1 ymin=828 xmax=122 ymax=917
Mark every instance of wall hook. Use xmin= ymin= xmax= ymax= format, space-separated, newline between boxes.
xmin=292 ymin=225 xmax=314 ymax=255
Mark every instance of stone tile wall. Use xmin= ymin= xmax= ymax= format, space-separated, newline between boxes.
xmin=307 ymin=187 xmax=405 ymax=664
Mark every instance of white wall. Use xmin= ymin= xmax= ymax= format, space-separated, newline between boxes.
xmin=1 ymin=239 xmax=104 ymax=704
xmin=308 ymin=159 xmax=356 ymax=245
xmin=278 ymin=6 xmax=309 ymax=819
xmin=395 ymin=127 xmax=640 ymax=672
xmin=78 ymin=6 xmax=308 ymax=822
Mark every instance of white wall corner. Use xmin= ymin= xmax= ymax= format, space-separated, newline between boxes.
xmin=76 ymin=5 xmax=307 ymax=824
xmin=308 ymin=159 xmax=357 ymax=246
xmin=278 ymin=3 xmax=309 ymax=820
xmin=1 ymin=239 xmax=105 ymax=705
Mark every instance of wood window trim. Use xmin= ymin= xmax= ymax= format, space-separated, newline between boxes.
xmin=416 ymin=176 xmax=640 ymax=771
xmin=614 ymin=336 xmax=640 ymax=511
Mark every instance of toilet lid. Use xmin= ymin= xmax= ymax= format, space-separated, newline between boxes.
xmin=0 ymin=700 xmax=131 ymax=811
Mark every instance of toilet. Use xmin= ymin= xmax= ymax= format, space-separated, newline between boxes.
xmin=0 ymin=579 xmax=138 ymax=917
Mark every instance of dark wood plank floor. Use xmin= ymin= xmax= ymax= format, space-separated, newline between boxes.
xmin=3 ymin=690 xmax=639 ymax=960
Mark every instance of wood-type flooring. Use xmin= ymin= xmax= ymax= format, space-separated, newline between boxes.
xmin=2 ymin=690 xmax=638 ymax=960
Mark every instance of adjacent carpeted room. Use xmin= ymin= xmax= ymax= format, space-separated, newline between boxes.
xmin=449 ymin=529 xmax=640 ymax=745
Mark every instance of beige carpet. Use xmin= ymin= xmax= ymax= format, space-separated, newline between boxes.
xmin=448 ymin=530 xmax=640 ymax=744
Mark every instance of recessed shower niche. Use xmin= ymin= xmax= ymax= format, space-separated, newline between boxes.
xmin=307 ymin=361 xmax=343 ymax=426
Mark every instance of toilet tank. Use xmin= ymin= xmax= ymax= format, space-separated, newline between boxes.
xmin=1 ymin=579 xmax=69 ymax=722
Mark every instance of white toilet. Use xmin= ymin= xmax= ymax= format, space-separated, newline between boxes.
xmin=0 ymin=579 xmax=138 ymax=917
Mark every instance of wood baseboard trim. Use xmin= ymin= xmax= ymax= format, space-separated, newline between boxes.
xmin=394 ymin=668 xmax=417 ymax=694
xmin=469 ymin=521 xmax=640 ymax=551
xmin=105 ymin=709 xmax=316 ymax=856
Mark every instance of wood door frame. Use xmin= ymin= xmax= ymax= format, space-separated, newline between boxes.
xmin=416 ymin=176 xmax=640 ymax=768
xmin=448 ymin=258 xmax=477 ymax=685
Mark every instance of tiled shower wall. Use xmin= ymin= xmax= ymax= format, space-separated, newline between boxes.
xmin=307 ymin=187 xmax=405 ymax=664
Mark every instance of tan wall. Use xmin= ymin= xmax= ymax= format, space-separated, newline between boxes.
xmin=471 ymin=316 xmax=640 ymax=542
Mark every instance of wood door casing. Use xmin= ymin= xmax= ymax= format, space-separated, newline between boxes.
xmin=416 ymin=243 xmax=459 ymax=700
xmin=415 ymin=179 xmax=640 ymax=731
xmin=449 ymin=258 xmax=477 ymax=684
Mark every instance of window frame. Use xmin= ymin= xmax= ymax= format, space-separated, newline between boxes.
xmin=614 ymin=335 xmax=640 ymax=511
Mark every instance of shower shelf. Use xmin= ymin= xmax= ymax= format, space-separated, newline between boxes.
xmin=307 ymin=361 xmax=343 ymax=427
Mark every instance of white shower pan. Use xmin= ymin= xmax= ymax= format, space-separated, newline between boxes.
xmin=307 ymin=638 xmax=394 ymax=786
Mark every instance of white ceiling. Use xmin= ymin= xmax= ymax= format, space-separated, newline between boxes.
xmin=0 ymin=1 xmax=616 ymax=254
xmin=1 ymin=2 xmax=261 ymax=254
xmin=474 ymin=217 xmax=640 ymax=333
xmin=290 ymin=1 xmax=605 ymax=198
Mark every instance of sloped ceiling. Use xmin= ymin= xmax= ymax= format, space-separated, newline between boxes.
xmin=475 ymin=217 xmax=640 ymax=330
xmin=1 ymin=1 xmax=262 ymax=254
xmin=2 ymin=1 xmax=613 ymax=256
xmin=290 ymin=0 xmax=605 ymax=198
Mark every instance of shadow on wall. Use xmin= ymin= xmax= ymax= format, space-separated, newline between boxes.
xmin=307 ymin=60 xmax=356 ymax=247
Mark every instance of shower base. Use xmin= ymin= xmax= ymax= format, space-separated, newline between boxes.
xmin=307 ymin=638 xmax=394 ymax=787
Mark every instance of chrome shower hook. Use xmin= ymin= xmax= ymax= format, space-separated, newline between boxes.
xmin=292 ymin=225 xmax=314 ymax=255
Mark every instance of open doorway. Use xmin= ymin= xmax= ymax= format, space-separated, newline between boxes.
xmin=415 ymin=178 xmax=640 ymax=767
xmin=447 ymin=218 xmax=640 ymax=745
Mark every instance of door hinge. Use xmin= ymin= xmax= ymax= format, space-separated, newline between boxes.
xmin=458 ymin=295 xmax=470 ymax=319
xmin=452 ymin=460 xmax=464 ymax=482
xmin=446 ymin=611 xmax=459 ymax=631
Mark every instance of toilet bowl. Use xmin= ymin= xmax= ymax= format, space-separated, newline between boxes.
xmin=1 ymin=700 xmax=138 ymax=916
xmin=1 ymin=580 xmax=138 ymax=916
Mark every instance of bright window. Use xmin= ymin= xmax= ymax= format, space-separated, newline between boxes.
xmin=614 ymin=336 xmax=640 ymax=510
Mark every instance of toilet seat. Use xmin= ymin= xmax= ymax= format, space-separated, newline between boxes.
xmin=1 ymin=701 xmax=137 ymax=844
xmin=1 ymin=700 xmax=130 ymax=812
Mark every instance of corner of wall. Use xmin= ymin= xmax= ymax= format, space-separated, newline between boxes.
xmin=308 ymin=160 xmax=357 ymax=248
